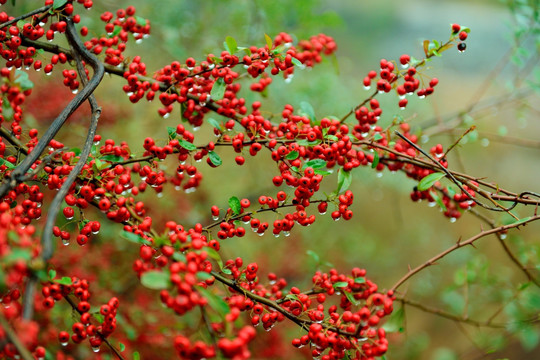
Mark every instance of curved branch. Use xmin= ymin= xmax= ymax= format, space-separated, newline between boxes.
xmin=389 ymin=214 xmax=540 ymax=292
xmin=0 ymin=19 xmax=105 ymax=199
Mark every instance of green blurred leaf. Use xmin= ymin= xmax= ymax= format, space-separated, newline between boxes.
xmin=264 ymin=33 xmax=273 ymax=49
xmin=208 ymin=151 xmax=222 ymax=166
xmin=300 ymin=101 xmax=315 ymax=121
xmin=210 ymin=77 xmax=226 ymax=101
xmin=121 ymin=231 xmax=152 ymax=245
xmin=134 ymin=16 xmax=147 ymax=26
xmin=197 ymin=286 xmax=230 ymax=317
xmin=53 ymin=277 xmax=72 ymax=286
xmin=418 ymin=172 xmax=445 ymax=191
xmin=224 ymin=36 xmax=238 ymax=54
xmin=49 ymin=269 xmax=57 ymax=280
xmin=178 ymin=139 xmax=197 ymax=151
xmin=119 ymin=342 xmax=126 ymax=352
xmin=207 ymin=118 xmax=222 ymax=129
xmin=0 ymin=157 xmax=16 ymax=169
xmin=354 ymin=277 xmax=365 ymax=284
xmin=285 ymin=151 xmax=299 ymax=160
xmin=383 ymin=306 xmax=405 ymax=333
xmin=228 ymin=196 xmax=241 ymax=215
xmin=291 ymin=57 xmax=303 ymax=66
xmin=337 ymin=168 xmax=352 ymax=194
xmin=3 ymin=248 xmax=31 ymax=264
xmin=15 ymin=70 xmax=34 ymax=91
xmin=197 ymin=271 xmax=213 ymax=281
xmin=140 ymin=270 xmax=170 ymax=290
xmin=304 ymin=159 xmax=326 ymax=169
xmin=373 ymin=133 xmax=383 ymax=141
xmin=53 ymin=0 xmax=68 ymax=9
xmin=371 ymin=151 xmax=379 ymax=169
xmin=167 ymin=126 xmax=177 ymax=139
xmin=518 ymin=324 xmax=540 ymax=351
xmin=333 ymin=281 xmax=348 ymax=288
xmin=133 ymin=352 xmax=140 ymax=360
xmin=101 ymin=154 xmax=124 ymax=163
xmin=306 ymin=250 xmax=320 ymax=264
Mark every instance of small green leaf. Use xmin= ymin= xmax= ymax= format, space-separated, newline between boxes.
xmin=264 ymin=33 xmax=273 ymax=49
xmin=133 ymin=352 xmax=140 ymax=360
xmin=134 ymin=16 xmax=147 ymax=26
xmin=306 ymin=250 xmax=320 ymax=264
xmin=101 ymin=154 xmax=124 ymax=163
xmin=207 ymin=118 xmax=222 ymax=129
xmin=333 ymin=281 xmax=348 ymax=288
xmin=53 ymin=0 xmax=68 ymax=9
xmin=225 ymin=36 xmax=238 ymax=54
xmin=120 ymin=231 xmax=152 ymax=245
xmin=48 ymin=269 xmax=57 ymax=280
xmin=291 ymin=57 xmax=303 ymax=66
xmin=210 ymin=78 xmax=226 ymax=101
xmin=140 ymin=270 xmax=170 ymax=290
xmin=228 ymin=196 xmax=241 ymax=215
xmin=172 ymin=252 xmax=186 ymax=263
xmin=304 ymin=159 xmax=326 ymax=169
xmin=371 ymin=151 xmax=380 ymax=169
xmin=354 ymin=277 xmax=365 ymax=284
xmin=418 ymin=172 xmax=446 ymax=191
xmin=15 ymin=70 xmax=34 ymax=91
xmin=300 ymin=101 xmax=315 ymax=121
xmin=337 ymin=168 xmax=352 ymax=194
xmin=3 ymin=248 xmax=31 ymax=264
xmin=373 ymin=133 xmax=383 ymax=141
xmin=0 ymin=158 xmax=16 ymax=169
xmin=119 ymin=342 xmax=126 ymax=352
xmin=383 ymin=306 xmax=405 ymax=333
xmin=344 ymin=290 xmax=360 ymax=306
xmin=70 ymin=147 xmax=82 ymax=156
xmin=178 ymin=139 xmax=197 ymax=151
xmin=167 ymin=126 xmax=177 ymax=139
xmin=53 ymin=277 xmax=72 ymax=286
xmin=510 ymin=216 xmax=534 ymax=226
xmin=197 ymin=286 xmax=230 ymax=317
xmin=285 ymin=151 xmax=299 ymax=160
xmin=197 ymin=271 xmax=214 ymax=281
xmin=93 ymin=313 xmax=105 ymax=324
xmin=430 ymin=191 xmax=447 ymax=212
xmin=208 ymin=151 xmax=222 ymax=166
xmin=314 ymin=169 xmax=333 ymax=176
xmin=423 ymin=39 xmax=430 ymax=56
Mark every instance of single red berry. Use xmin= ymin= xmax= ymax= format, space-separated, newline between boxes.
xmin=451 ymin=23 xmax=461 ymax=33
xmin=399 ymin=54 xmax=410 ymax=65
xmin=459 ymin=31 xmax=468 ymax=41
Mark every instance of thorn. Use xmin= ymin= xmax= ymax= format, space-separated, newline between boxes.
xmin=456 ymin=236 xmax=462 ymax=245
xmin=407 ymin=264 xmax=412 ymax=271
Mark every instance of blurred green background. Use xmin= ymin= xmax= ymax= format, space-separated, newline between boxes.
xmin=12 ymin=0 xmax=540 ymax=358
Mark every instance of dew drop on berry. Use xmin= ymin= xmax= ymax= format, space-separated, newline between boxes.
xmin=60 ymin=341 xmax=68 ymax=347
xmin=92 ymin=346 xmax=100 ymax=353
xmin=62 ymin=239 xmax=70 ymax=246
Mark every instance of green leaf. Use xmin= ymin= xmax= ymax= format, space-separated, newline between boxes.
xmin=205 ymin=247 xmax=224 ymax=270
xmin=510 ymin=216 xmax=534 ymax=226
xmin=101 ymin=154 xmax=124 ymax=163
xmin=423 ymin=39 xmax=430 ymax=56
xmin=120 ymin=230 xmax=152 ymax=245
xmin=291 ymin=57 xmax=303 ymax=67
xmin=53 ymin=277 xmax=72 ymax=286
xmin=354 ymin=277 xmax=365 ymax=284
xmin=207 ymin=118 xmax=222 ymax=129
xmin=383 ymin=306 xmax=405 ymax=333
xmin=133 ymin=352 xmax=140 ymax=360
xmin=208 ymin=151 xmax=222 ymax=166
xmin=228 ymin=196 xmax=241 ymax=215
xmin=70 ymin=147 xmax=82 ymax=156
xmin=172 ymin=252 xmax=186 ymax=263
xmin=418 ymin=172 xmax=446 ymax=191
xmin=0 ymin=158 xmax=16 ymax=169
xmin=197 ymin=271 xmax=214 ymax=281
xmin=224 ymin=36 xmax=238 ymax=54
xmin=337 ymin=168 xmax=352 ymax=194
xmin=430 ymin=191 xmax=447 ymax=212
xmin=3 ymin=248 xmax=31 ymax=264
xmin=15 ymin=70 xmax=34 ymax=91
xmin=48 ymin=269 xmax=57 ymax=280
xmin=178 ymin=139 xmax=197 ymax=151
xmin=264 ymin=33 xmax=273 ymax=49
xmin=167 ymin=126 xmax=177 ymax=139
xmin=119 ymin=342 xmax=126 ymax=352
xmin=197 ymin=286 xmax=230 ymax=317
xmin=53 ymin=0 xmax=68 ymax=9
xmin=300 ymin=101 xmax=315 ymax=121
xmin=314 ymin=169 xmax=333 ymax=176
xmin=344 ymin=290 xmax=360 ymax=306
xmin=373 ymin=133 xmax=383 ymax=141
xmin=371 ymin=151 xmax=380 ymax=169
xmin=140 ymin=270 xmax=170 ymax=290
xmin=518 ymin=324 xmax=540 ymax=351
xmin=306 ymin=250 xmax=320 ymax=264
xmin=210 ymin=78 xmax=226 ymax=101
xmin=285 ymin=151 xmax=299 ymax=160
xmin=304 ymin=159 xmax=326 ymax=169
xmin=333 ymin=281 xmax=348 ymax=288
xmin=134 ymin=16 xmax=147 ymax=26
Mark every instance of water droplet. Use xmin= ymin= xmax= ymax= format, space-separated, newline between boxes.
xmin=258 ymin=232 xmax=265 ymax=236
xmin=62 ymin=239 xmax=70 ymax=246
xmin=60 ymin=341 xmax=68 ymax=347
xmin=333 ymin=217 xmax=340 ymax=222
xmin=376 ymin=172 xmax=383 ymax=178
xmin=481 ymin=138 xmax=490 ymax=147
xmin=193 ymin=126 xmax=200 ymax=132
xmin=428 ymin=201 xmax=436 ymax=207
xmin=273 ymin=233 xmax=280 ymax=238
xmin=400 ymin=106 xmax=406 ymax=110
xmin=212 ymin=216 xmax=219 ymax=221
xmin=418 ymin=95 xmax=426 ymax=99
xmin=199 ymin=102 xmax=206 ymax=107
xmin=65 ymin=216 xmax=73 ymax=220
xmin=185 ymin=187 xmax=196 ymax=194
xmin=157 ymin=192 xmax=163 ymax=198
xmin=92 ymin=346 xmax=100 ymax=353
xmin=401 ymin=63 xmax=409 ymax=69
xmin=319 ymin=211 xmax=326 ymax=215
xmin=163 ymin=113 xmax=170 ymax=119
xmin=500 ymin=233 xmax=507 ymax=240
xmin=46 ymin=72 xmax=52 ymax=76
xmin=449 ymin=217 xmax=457 ymax=223
xmin=283 ymin=231 xmax=290 ymax=237
xmin=363 ymin=86 xmax=371 ymax=90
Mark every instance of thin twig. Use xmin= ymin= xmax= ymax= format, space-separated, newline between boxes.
xmin=389 ymin=214 xmax=540 ymax=292
xmin=0 ymin=311 xmax=34 ymax=360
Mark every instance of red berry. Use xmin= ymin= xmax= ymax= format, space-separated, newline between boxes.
xmin=459 ymin=31 xmax=468 ymax=41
